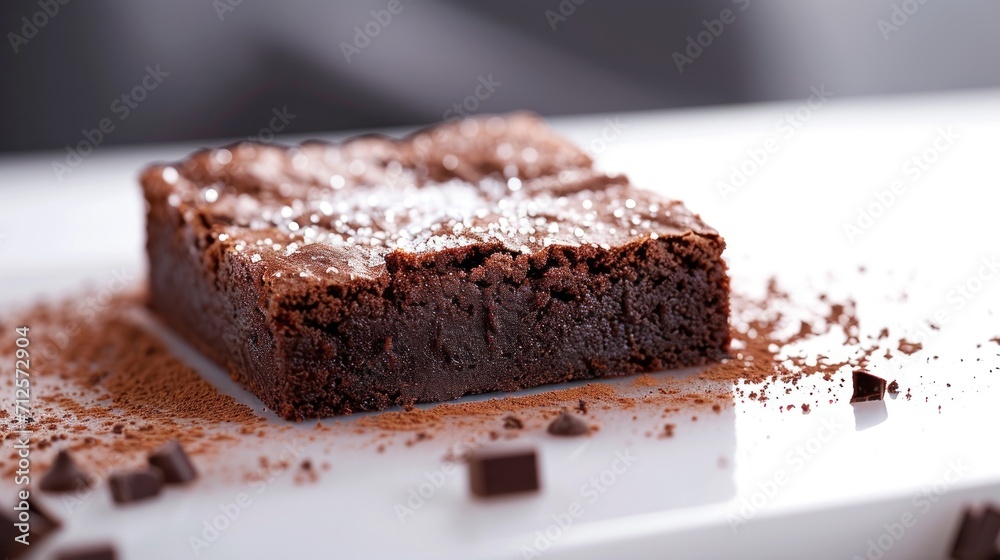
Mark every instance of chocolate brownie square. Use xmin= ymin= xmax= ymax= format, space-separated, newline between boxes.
xmin=141 ymin=113 xmax=729 ymax=420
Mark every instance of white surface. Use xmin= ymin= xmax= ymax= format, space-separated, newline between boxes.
xmin=2 ymin=89 xmax=1000 ymax=560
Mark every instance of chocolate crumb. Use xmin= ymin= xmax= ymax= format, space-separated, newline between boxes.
xmin=547 ymin=410 xmax=590 ymax=437
xmin=950 ymin=505 xmax=1000 ymax=560
xmin=802 ymin=404 xmax=811 ymax=414
xmin=111 ymin=424 xmax=124 ymax=434
xmin=40 ymin=450 xmax=92 ymax=493
xmin=851 ymin=370 xmax=886 ymax=403
xmin=502 ymin=415 xmax=524 ymax=430
xmin=1 ymin=497 xmax=60 ymax=558
xmin=148 ymin=441 xmax=197 ymax=484
xmin=108 ymin=469 xmax=163 ymax=504
xmin=468 ymin=448 xmax=540 ymax=498
xmin=887 ymin=380 xmax=899 ymax=394
xmin=576 ymin=399 xmax=588 ymax=414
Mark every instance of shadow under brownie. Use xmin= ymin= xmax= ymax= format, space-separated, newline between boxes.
xmin=141 ymin=113 xmax=730 ymax=420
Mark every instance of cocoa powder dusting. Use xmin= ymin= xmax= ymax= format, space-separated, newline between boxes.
xmin=1 ymin=291 xmax=262 ymax=477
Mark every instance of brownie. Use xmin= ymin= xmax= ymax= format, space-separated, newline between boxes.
xmin=141 ymin=113 xmax=730 ymax=420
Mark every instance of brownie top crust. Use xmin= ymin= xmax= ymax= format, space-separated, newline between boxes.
xmin=141 ymin=113 xmax=720 ymax=283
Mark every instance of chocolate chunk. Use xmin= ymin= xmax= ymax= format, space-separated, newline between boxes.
xmin=951 ymin=505 xmax=1000 ymax=560
xmin=148 ymin=440 xmax=197 ymax=484
xmin=40 ymin=450 xmax=92 ymax=493
xmin=468 ymin=449 xmax=540 ymax=498
xmin=547 ymin=410 xmax=589 ymax=436
xmin=56 ymin=544 xmax=117 ymax=560
xmin=502 ymin=415 xmax=523 ymax=430
xmin=850 ymin=370 xmax=886 ymax=403
xmin=108 ymin=469 xmax=163 ymax=504
xmin=0 ymin=496 xmax=61 ymax=559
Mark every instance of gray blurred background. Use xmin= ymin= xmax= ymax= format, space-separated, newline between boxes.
xmin=1 ymin=0 xmax=997 ymax=153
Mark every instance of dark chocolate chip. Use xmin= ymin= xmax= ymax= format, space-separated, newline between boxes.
xmin=108 ymin=469 xmax=163 ymax=504
xmin=40 ymin=450 xmax=93 ymax=493
xmin=56 ymin=544 xmax=117 ymax=560
xmin=0 ymin=496 xmax=61 ymax=559
xmin=850 ymin=370 xmax=886 ymax=403
xmin=502 ymin=415 xmax=523 ymax=430
xmin=468 ymin=449 xmax=539 ymax=498
xmin=547 ymin=410 xmax=589 ymax=436
xmin=951 ymin=505 xmax=1000 ymax=560
xmin=148 ymin=440 xmax=197 ymax=484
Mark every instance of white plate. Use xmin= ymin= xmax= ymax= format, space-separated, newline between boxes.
xmin=1 ymin=90 xmax=999 ymax=560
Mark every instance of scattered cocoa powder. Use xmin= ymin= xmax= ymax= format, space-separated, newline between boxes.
xmin=1 ymin=291 xmax=262 ymax=477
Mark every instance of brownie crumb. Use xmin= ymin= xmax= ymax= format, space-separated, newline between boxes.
xmin=887 ymin=380 xmax=899 ymax=394
xmin=801 ymin=404 xmax=811 ymax=414
xmin=661 ymin=424 xmax=676 ymax=438
xmin=576 ymin=399 xmax=588 ymax=415
xmin=502 ymin=416 xmax=524 ymax=430
xmin=111 ymin=424 xmax=124 ymax=435
xmin=547 ymin=410 xmax=590 ymax=437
